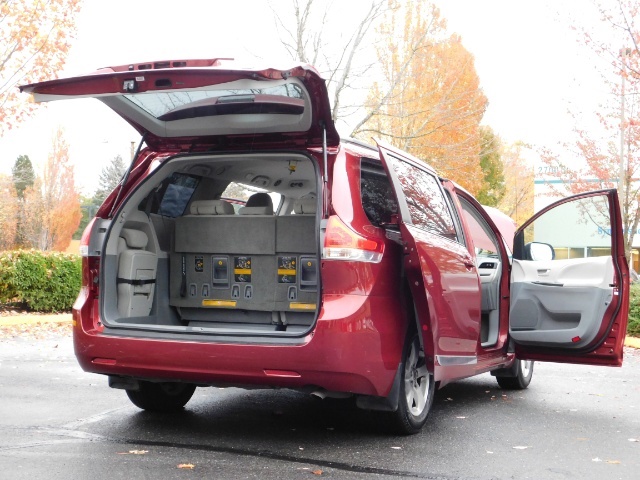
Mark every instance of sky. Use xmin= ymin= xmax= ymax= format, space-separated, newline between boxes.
xmin=0 ymin=0 xmax=613 ymax=195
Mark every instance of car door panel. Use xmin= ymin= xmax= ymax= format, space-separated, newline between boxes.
xmin=511 ymin=189 xmax=628 ymax=366
xmin=510 ymin=256 xmax=614 ymax=348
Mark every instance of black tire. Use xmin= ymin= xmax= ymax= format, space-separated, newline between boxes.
xmin=496 ymin=360 xmax=534 ymax=390
xmin=126 ymin=381 xmax=196 ymax=412
xmin=386 ymin=331 xmax=435 ymax=435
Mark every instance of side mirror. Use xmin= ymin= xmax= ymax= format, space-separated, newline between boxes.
xmin=524 ymin=242 xmax=555 ymax=261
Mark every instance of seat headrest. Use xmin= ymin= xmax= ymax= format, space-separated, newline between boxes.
xmin=120 ymin=229 xmax=148 ymax=249
xmin=239 ymin=193 xmax=273 ymax=215
xmin=293 ymin=197 xmax=316 ymax=214
xmin=190 ymin=200 xmax=235 ymax=215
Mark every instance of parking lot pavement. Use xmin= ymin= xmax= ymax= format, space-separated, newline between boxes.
xmin=0 ymin=331 xmax=639 ymax=480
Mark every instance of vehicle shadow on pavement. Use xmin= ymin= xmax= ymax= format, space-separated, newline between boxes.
xmin=111 ymin=375 xmax=510 ymax=441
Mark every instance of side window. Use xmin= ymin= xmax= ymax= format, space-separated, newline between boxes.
xmin=517 ymin=194 xmax=612 ymax=261
xmin=459 ymin=198 xmax=500 ymax=257
xmin=143 ymin=173 xmax=199 ymax=218
xmin=392 ymin=159 xmax=457 ymax=239
xmin=360 ymin=158 xmax=398 ymax=226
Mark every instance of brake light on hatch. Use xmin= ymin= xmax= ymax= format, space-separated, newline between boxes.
xmin=322 ymin=215 xmax=384 ymax=263
xmin=79 ymin=218 xmax=97 ymax=258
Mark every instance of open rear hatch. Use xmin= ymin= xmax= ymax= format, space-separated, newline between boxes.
xmin=21 ymin=59 xmax=335 ymax=339
xmin=20 ymin=58 xmax=339 ymax=151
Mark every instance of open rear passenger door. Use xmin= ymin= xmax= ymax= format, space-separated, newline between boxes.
xmin=510 ymin=189 xmax=629 ymax=366
xmin=376 ymin=141 xmax=482 ymax=379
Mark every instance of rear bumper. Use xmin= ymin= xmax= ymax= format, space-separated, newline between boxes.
xmin=72 ymin=292 xmax=407 ymax=397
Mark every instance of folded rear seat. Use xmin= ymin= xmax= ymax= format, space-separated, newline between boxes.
xmin=170 ymin=196 xmax=278 ymax=324
xmin=274 ymin=197 xmax=318 ymax=325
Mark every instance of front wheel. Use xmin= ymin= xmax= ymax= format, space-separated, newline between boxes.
xmin=126 ymin=381 xmax=196 ymax=412
xmin=495 ymin=360 xmax=534 ymax=390
xmin=386 ymin=332 xmax=435 ymax=435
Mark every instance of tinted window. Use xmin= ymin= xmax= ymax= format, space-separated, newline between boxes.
xmin=360 ymin=159 xmax=398 ymax=226
xmin=392 ymin=159 xmax=456 ymax=238
xmin=143 ymin=173 xmax=199 ymax=217
xmin=459 ymin=198 xmax=499 ymax=256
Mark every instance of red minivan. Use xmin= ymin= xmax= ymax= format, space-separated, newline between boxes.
xmin=21 ymin=59 xmax=630 ymax=434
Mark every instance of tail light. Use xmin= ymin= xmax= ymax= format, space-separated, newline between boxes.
xmin=79 ymin=218 xmax=97 ymax=258
xmin=322 ymin=215 xmax=384 ymax=263
xmin=79 ymin=218 xmax=100 ymax=294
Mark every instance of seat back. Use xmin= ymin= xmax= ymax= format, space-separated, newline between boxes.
xmin=117 ymin=228 xmax=157 ymax=318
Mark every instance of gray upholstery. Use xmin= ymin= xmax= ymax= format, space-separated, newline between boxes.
xmin=190 ymin=199 xmax=235 ymax=215
xmin=117 ymin=228 xmax=157 ymax=318
xmin=293 ymin=197 xmax=317 ymax=214
xmin=170 ymin=192 xmax=318 ymax=324
xmin=119 ymin=228 xmax=148 ymax=249
xmin=175 ymin=216 xmax=276 ymax=254
xmin=276 ymin=216 xmax=315 ymax=253
xmin=239 ymin=192 xmax=273 ymax=215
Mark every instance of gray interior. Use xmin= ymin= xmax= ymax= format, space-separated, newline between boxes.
xmin=509 ymin=256 xmax=615 ymax=349
xmin=459 ymin=198 xmax=503 ymax=348
xmin=478 ymin=257 xmax=502 ymax=347
xmin=98 ymin=152 xmax=320 ymax=337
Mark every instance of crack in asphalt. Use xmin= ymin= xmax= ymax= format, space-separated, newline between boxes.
xmin=0 ymin=426 xmax=487 ymax=480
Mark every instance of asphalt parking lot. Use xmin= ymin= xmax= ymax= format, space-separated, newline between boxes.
xmin=0 ymin=317 xmax=638 ymax=480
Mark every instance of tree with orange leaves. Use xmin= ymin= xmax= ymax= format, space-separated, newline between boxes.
xmin=353 ymin=0 xmax=487 ymax=194
xmin=0 ymin=0 xmax=83 ymax=138
xmin=21 ymin=128 xmax=81 ymax=251
xmin=540 ymin=0 xmax=640 ymax=260
xmin=0 ymin=174 xmax=18 ymax=250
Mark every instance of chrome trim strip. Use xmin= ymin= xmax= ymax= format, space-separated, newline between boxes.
xmin=436 ymin=355 xmax=478 ymax=366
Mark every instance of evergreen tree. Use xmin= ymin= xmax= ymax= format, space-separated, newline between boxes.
xmin=12 ymin=154 xmax=35 ymax=199
xmin=94 ymin=154 xmax=127 ymax=204
xmin=476 ymin=126 xmax=505 ymax=207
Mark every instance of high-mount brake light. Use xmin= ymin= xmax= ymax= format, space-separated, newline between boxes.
xmin=322 ymin=215 xmax=384 ymax=263
xmin=79 ymin=218 xmax=97 ymax=257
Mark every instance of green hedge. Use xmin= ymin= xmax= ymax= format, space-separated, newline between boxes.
xmin=0 ymin=250 xmax=82 ymax=313
xmin=627 ymin=283 xmax=640 ymax=337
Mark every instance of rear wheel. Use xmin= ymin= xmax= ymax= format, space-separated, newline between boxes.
xmin=126 ymin=381 xmax=196 ymax=412
xmin=495 ymin=360 xmax=534 ymax=390
xmin=387 ymin=331 xmax=434 ymax=435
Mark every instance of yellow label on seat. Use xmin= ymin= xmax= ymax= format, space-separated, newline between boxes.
xmin=289 ymin=302 xmax=317 ymax=310
xmin=277 ymin=268 xmax=297 ymax=276
xmin=202 ymin=299 xmax=237 ymax=308
xmin=234 ymin=268 xmax=252 ymax=275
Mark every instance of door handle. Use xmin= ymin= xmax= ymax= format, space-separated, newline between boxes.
xmin=531 ymin=281 xmax=564 ymax=287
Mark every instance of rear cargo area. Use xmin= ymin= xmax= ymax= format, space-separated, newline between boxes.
xmin=99 ymin=152 xmax=320 ymax=337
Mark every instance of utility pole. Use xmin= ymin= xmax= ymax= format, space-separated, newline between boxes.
xmin=620 ymin=47 xmax=633 ymax=260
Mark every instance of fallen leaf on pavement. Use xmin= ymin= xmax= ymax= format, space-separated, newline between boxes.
xmin=606 ymin=460 xmax=621 ymax=464
xmin=117 ymin=450 xmax=149 ymax=455
xmin=312 ymin=469 xmax=323 ymax=475
xmin=177 ymin=464 xmax=195 ymax=469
